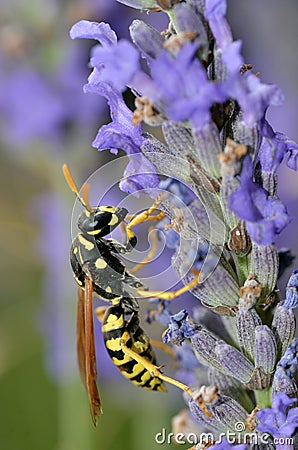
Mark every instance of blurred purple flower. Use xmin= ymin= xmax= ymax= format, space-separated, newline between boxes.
xmin=0 ymin=68 xmax=65 ymax=146
xmin=33 ymin=193 xmax=76 ymax=383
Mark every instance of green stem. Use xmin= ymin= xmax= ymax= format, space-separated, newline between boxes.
xmin=233 ymin=254 xmax=249 ymax=286
xmin=254 ymin=387 xmax=272 ymax=409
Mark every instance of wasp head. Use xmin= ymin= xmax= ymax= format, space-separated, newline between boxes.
xmin=78 ymin=206 xmax=128 ymax=238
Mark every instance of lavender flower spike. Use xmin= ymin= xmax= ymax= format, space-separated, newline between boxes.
xmin=69 ymin=0 xmax=298 ymax=444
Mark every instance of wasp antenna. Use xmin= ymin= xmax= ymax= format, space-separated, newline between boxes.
xmin=82 ymin=183 xmax=94 ymax=213
xmin=63 ymin=164 xmax=81 ymax=197
xmin=63 ymin=164 xmax=93 ymax=212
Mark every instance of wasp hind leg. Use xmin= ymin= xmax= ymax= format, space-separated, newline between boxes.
xmin=120 ymin=340 xmax=211 ymax=417
xmin=77 ymin=276 xmax=102 ymax=425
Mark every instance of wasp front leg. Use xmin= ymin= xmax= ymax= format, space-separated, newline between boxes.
xmin=77 ymin=276 xmax=102 ymax=425
xmin=125 ymin=195 xmax=165 ymax=247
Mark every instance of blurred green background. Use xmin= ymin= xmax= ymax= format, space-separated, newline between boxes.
xmin=0 ymin=1 xmax=297 ymax=450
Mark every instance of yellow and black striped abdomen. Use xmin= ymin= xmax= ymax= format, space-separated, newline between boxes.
xmin=102 ymin=306 xmax=166 ymax=392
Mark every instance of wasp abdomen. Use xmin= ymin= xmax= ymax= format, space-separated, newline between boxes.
xmin=102 ymin=306 xmax=166 ymax=392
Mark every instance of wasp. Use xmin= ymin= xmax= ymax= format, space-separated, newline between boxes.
xmin=63 ymin=165 xmax=168 ymax=424
xmin=63 ymin=164 xmax=207 ymax=424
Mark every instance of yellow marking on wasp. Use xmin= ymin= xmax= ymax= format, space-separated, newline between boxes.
xmin=132 ymin=339 xmax=150 ymax=353
xmin=112 ymin=355 xmax=132 ymax=366
xmin=150 ymin=379 xmax=167 ymax=392
xmin=105 ymin=286 xmax=112 ymax=293
xmin=78 ymin=246 xmax=84 ymax=265
xmin=95 ymin=258 xmax=108 ymax=269
xmin=122 ymin=362 xmax=146 ymax=378
xmin=73 ymin=247 xmax=78 ymax=254
xmin=109 ymin=214 xmax=119 ymax=226
xmin=78 ymin=234 xmax=94 ymax=251
xmin=75 ymin=276 xmax=83 ymax=286
xmin=101 ymin=206 xmax=117 ymax=213
xmin=101 ymin=314 xmax=124 ymax=332
xmin=87 ymin=229 xmax=101 ymax=235
xmin=105 ymin=337 xmax=123 ymax=352
xmin=85 ymin=211 xmax=90 ymax=217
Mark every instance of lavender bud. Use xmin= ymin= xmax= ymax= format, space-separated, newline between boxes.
xmin=129 ymin=20 xmax=165 ymax=60
xmin=162 ymin=121 xmax=195 ymax=159
xmin=164 ymin=310 xmax=225 ymax=371
xmin=271 ymin=306 xmax=296 ymax=358
xmin=245 ymin=367 xmax=272 ymax=390
xmin=284 ymin=269 xmax=298 ymax=309
xmin=142 ymin=135 xmax=191 ymax=182
xmin=189 ymin=397 xmax=226 ymax=433
xmin=229 ymin=109 xmax=261 ymax=155
xmin=188 ymin=199 xmax=228 ymax=246
xmin=192 ymin=122 xmax=222 ymax=177
xmin=273 ymin=339 xmax=298 ymax=399
xmin=254 ymin=325 xmax=277 ymax=374
xmin=190 ymin=328 xmax=224 ymax=371
xmin=215 ymin=342 xmax=254 ymax=383
xmin=219 ymin=139 xmax=247 ymax=230
xmin=236 ymin=308 xmax=262 ymax=361
xmin=208 ymin=367 xmax=254 ymax=412
xmin=173 ymin=243 xmax=239 ymax=309
xmin=272 ymin=366 xmax=298 ymax=399
xmin=211 ymin=395 xmax=248 ymax=432
xmin=173 ymin=3 xmax=207 ymax=41
xmin=250 ymin=243 xmax=279 ymax=297
xmin=117 ymin=0 xmax=158 ymax=8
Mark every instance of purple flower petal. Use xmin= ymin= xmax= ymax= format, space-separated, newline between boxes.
xmin=205 ymin=0 xmax=233 ymax=50
xmin=70 ymin=20 xmax=117 ymax=46
xmin=257 ymin=392 xmax=298 ymax=439
xmin=229 ymin=156 xmax=291 ymax=245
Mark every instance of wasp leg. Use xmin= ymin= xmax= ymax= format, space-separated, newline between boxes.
xmin=95 ymin=306 xmax=108 ymax=323
xmin=104 ymin=237 xmax=137 ymax=254
xmin=150 ymin=340 xmax=175 ymax=358
xmin=125 ymin=195 xmax=165 ymax=244
xmin=130 ymin=227 xmax=159 ymax=275
xmin=120 ymin=340 xmax=211 ymax=418
xmin=83 ymin=275 xmax=102 ymax=425
xmin=136 ymin=274 xmax=201 ymax=300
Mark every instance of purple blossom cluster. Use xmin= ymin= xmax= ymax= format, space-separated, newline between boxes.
xmin=70 ymin=0 xmax=298 ymax=448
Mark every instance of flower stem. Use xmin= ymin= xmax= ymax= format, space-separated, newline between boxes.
xmin=254 ymin=387 xmax=272 ymax=409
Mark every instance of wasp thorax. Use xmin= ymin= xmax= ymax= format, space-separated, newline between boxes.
xmin=78 ymin=206 xmax=128 ymax=237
